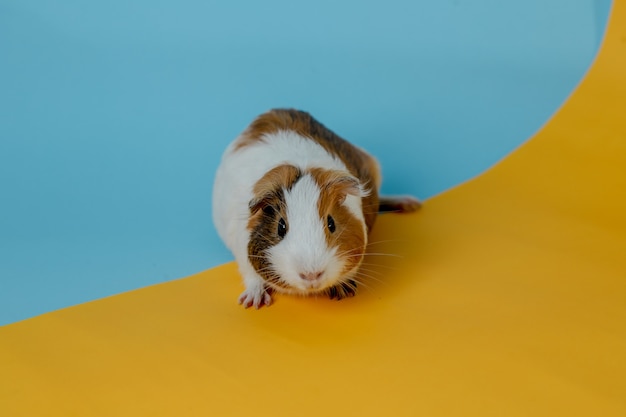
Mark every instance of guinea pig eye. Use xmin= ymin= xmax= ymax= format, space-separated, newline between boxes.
xmin=327 ymin=215 xmax=336 ymax=233
xmin=277 ymin=218 xmax=287 ymax=238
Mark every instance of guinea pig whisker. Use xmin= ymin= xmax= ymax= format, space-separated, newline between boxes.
xmin=334 ymin=249 xmax=361 ymax=259
xmin=361 ymin=252 xmax=403 ymax=258
xmin=338 ymin=251 xmax=401 ymax=261
xmin=355 ymin=272 xmax=390 ymax=291
xmin=249 ymin=267 xmax=279 ymax=278
xmin=330 ymin=225 xmax=348 ymax=243
xmin=358 ymin=262 xmax=400 ymax=272
xmin=332 ymin=246 xmax=363 ymax=258
xmin=343 ymin=280 xmax=360 ymax=292
xmin=353 ymin=270 xmax=385 ymax=285
xmin=354 ymin=266 xmax=384 ymax=277
xmin=249 ymin=228 xmax=276 ymax=238
xmin=254 ymin=266 xmax=278 ymax=275
xmin=333 ymin=278 xmax=363 ymax=295
xmin=365 ymin=239 xmax=404 ymax=247
xmin=344 ymin=276 xmax=373 ymax=292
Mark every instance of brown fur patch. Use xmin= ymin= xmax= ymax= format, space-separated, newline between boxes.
xmin=237 ymin=108 xmax=381 ymax=232
xmin=247 ymin=164 xmax=301 ymax=228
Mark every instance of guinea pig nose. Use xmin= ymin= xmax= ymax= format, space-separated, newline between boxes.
xmin=299 ymin=271 xmax=324 ymax=281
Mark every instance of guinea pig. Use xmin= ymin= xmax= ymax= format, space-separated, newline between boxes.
xmin=212 ymin=109 xmax=421 ymax=309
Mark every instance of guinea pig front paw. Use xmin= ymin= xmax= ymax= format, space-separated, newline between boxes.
xmin=327 ymin=280 xmax=357 ymax=300
xmin=238 ymin=286 xmax=273 ymax=309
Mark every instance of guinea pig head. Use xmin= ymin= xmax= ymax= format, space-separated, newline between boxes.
xmin=247 ymin=164 xmax=368 ymax=294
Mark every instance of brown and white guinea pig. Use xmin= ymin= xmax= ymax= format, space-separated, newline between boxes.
xmin=212 ymin=109 xmax=421 ymax=309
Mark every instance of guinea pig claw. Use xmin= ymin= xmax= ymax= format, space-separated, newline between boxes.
xmin=238 ymin=287 xmax=273 ymax=309
xmin=258 ymin=291 xmax=273 ymax=309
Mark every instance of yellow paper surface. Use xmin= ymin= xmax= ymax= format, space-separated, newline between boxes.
xmin=2 ymin=4 xmax=626 ymax=417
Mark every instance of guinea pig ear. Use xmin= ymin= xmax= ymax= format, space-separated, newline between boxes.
xmin=311 ymin=168 xmax=367 ymax=204
xmin=329 ymin=174 xmax=365 ymax=198
xmin=248 ymin=164 xmax=302 ymax=214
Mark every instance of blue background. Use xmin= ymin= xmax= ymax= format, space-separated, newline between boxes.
xmin=0 ymin=0 xmax=612 ymax=325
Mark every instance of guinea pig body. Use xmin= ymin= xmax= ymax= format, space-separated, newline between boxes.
xmin=213 ymin=109 xmax=419 ymax=308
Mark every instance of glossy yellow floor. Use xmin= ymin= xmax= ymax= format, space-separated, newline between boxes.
xmin=2 ymin=5 xmax=626 ymax=417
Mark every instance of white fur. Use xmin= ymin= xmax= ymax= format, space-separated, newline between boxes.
xmin=212 ymin=129 xmax=367 ymax=306
xmin=267 ymin=174 xmax=344 ymax=293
